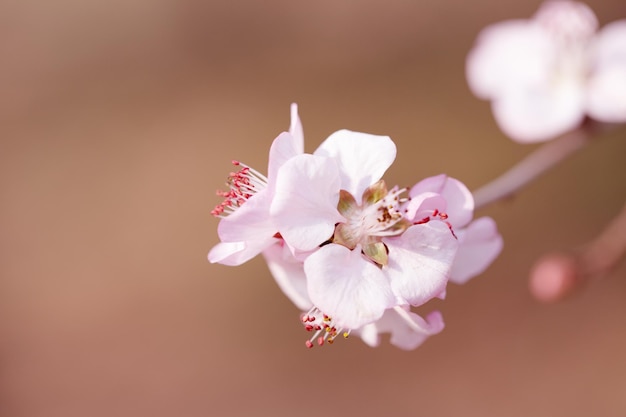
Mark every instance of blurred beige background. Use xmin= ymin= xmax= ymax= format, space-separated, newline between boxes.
xmin=1 ymin=1 xmax=626 ymax=416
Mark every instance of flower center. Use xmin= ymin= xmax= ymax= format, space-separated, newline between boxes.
xmin=211 ymin=160 xmax=268 ymax=217
xmin=332 ymin=180 xmax=411 ymax=266
xmin=301 ymin=307 xmax=351 ymax=348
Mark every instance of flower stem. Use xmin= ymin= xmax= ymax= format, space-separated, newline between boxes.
xmin=473 ymin=128 xmax=590 ymax=209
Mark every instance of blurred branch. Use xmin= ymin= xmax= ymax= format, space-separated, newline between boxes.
xmin=473 ymin=121 xmax=619 ymax=209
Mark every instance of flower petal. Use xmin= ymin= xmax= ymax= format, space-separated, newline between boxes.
xmin=388 ymin=308 xmax=445 ymax=351
xmin=409 ymin=175 xmax=474 ymax=228
xmin=262 ymin=243 xmax=312 ymax=310
xmin=289 ymin=103 xmax=305 ymax=154
xmin=491 ymin=79 xmax=586 ymax=143
xmin=533 ymin=0 xmax=598 ymax=38
xmin=208 ymin=237 xmax=277 ymax=266
xmin=216 ymin=190 xmax=274 ymax=242
xmin=586 ymin=20 xmax=626 ymax=122
xmin=357 ymin=322 xmax=381 ymax=347
xmin=466 ymin=20 xmax=553 ymax=100
xmin=357 ymin=306 xmax=445 ymax=350
xmin=314 ymin=130 xmax=396 ymax=203
xmin=591 ymin=20 xmax=626 ymax=69
xmin=305 ymin=244 xmax=395 ymax=329
xmin=271 ymin=154 xmax=343 ymax=251
xmin=449 ymin=216 xmax=503 ymax=285
xmin=404 ymin=192 xmax=446 ymax=223
xmin=389 ymin=310 xmax=444 ymax=350
xmin=385 ymin=222 xmax=458 ymax=306
xmin=587 ymin=65 xmax=626 ymax=123
xmin=267 ymin=132 xmax=301 ymax=192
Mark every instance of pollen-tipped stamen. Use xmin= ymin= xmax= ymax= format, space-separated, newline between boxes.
xmin=301 ymin=307 xmax=348 ymax=349
xmin=413 ymin=208 xmax=457 ymax=239
xmin=211 ymin=160 xmax=268 ymax=217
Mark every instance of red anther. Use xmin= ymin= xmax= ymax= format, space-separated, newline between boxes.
xmin=317 ymin=337 xmax=324 ymax=346
xmin=314 ymin=325 xmax=321 ymax=330
xmin=308 ymin=316 xmax=316 ymax=322
xmin=305 ymin=325 xmax=313 ymax=331
xmin=305 ymin=340 xmax=314 ymax=349
xmin=432 ymin=209 xmax=439 ymax=216
xmin=414 ymin=217 xmax=430 ymax=225
xmin=439 ymin=212 xmax=448 ymax=220
xmin=301 ymin=315 xmax=309 ymax=323
xmin=232 ymin=160 xmax=240 ymax=165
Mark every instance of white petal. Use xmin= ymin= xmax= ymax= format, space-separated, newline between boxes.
xmin=491 ymin=79 xmax=586 ymax=143
xmin=403 ymin=192 xmax=446 ymax=223
xmin=360 ymin=306 xmax=445 ymax=350
xmin=314 ymin=130 xmax=396 ymax=203
xmin=466 ymin=20 xmax=553 ymax=100
xmin=385 ymin=222 xmax=458 ymax=306
xmin=591 ymin=20 xmax=626 ymax=69
xmin=289 ymin=103 xmax=305 ymax=154
xmin=305 ymin=244 xmax=396 ymax=329
xmin=449 ymin=217 xmax=504 ymax=285
xmin=357 ymin=322 xmax=381 ymax=347
xmin=267 ymin=132 xmax=301 ymax=190
xmin=271 ymin=154 xmax=343 ymax=251
xmin=587 ymin=66 xmax=626 ymax=123
xmin=533 ymin=1 xmax=598 ymax=39
xmin=388 ymin=309 xmax=445 ymax=351
xmin=208 ymin=237 xmax=276 ymax=266
xmin=262 ymin=243 xmax=312 ymax=310
xmin=216 ymin=190 xmax=274 ymax=242
xmin=586 ymin=20 xmax=626 ymax=122
xmin=409 ymin=175 xmax=474 ymax=229
xmin=404 ymin=192 xmax=445 ymax=219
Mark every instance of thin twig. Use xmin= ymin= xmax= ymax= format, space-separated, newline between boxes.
xmin=473 ymin=129 xmax=589 ymax=209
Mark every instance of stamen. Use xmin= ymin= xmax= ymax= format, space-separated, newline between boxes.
xmin=413 ymin=209 xmax=457 ymax=239
xmin=302 ymin=307 xmax=349 ymax=349
xmin=211 ymin=160 xmax=268 ymax=218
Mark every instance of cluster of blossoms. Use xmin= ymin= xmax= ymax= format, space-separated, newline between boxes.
xmin=467 ymin=0 xmax=626 ymax=142
xmin=209 ymin=104 xmax=503 ymax=350
xmin=208 ymin=0 xmax=625 ymax=351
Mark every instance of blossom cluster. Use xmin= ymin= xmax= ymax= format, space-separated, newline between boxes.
xmin=208 ymin=0 xmax=624 ymax=351
xmin=209 ymin=104 xmax=503 ymax=350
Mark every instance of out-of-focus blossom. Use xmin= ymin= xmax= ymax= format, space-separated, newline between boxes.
xmin=467 ymin=1 xmax=626 ymax=143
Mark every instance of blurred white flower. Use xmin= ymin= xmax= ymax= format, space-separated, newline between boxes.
xmin=467 ymin=1 xmax=626 ymax=142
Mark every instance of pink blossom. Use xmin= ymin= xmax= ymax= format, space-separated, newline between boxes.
xmin=467 ymin=1 xmax=626 ymax=142
xmin=271 ymin=132 xmax=460 ymax=331
xmin=207 ymin=104 xmax=303 ymax=266
xmin=209 ymin=106 xmax=503 ymax=350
